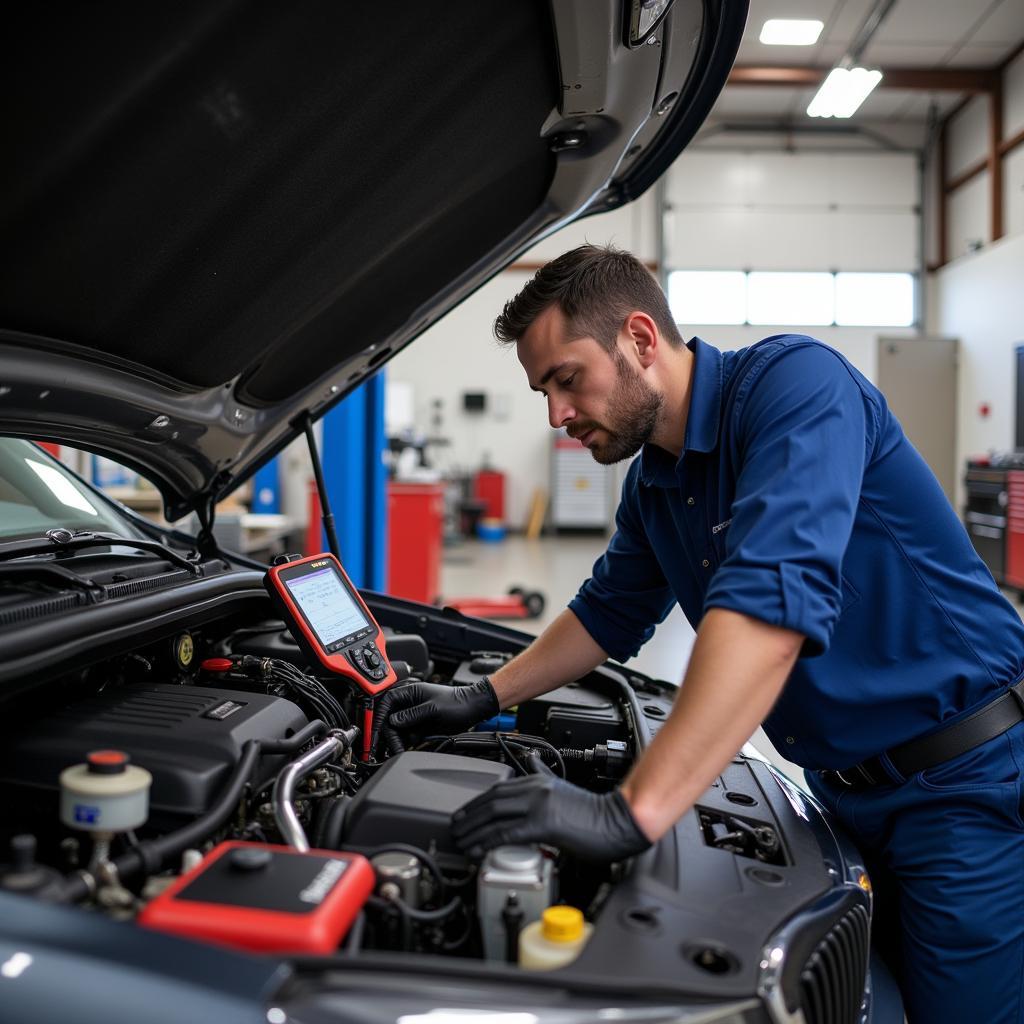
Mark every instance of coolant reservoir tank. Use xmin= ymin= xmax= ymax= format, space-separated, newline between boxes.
xmin=519 ymin=905 xmax=593 ymax=971
xmin=478 ymin=844 xmax=553 ymax=961
xmin=59 ymin=750 xmax=152 ymax=832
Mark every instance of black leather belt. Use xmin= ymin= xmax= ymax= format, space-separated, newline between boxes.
xmin=822 ymin=677 xmax=1024 ymax=789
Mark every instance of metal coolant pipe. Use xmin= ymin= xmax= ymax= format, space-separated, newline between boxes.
xmin=273 ymin=726 xmax=359 ymax=852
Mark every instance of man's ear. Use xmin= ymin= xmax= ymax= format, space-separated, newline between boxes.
xmin=623 ymin=311 xmax=658 ymax=368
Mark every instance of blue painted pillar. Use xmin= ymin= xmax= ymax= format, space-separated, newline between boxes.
xmin=364 ymin=371 xmax=388 ymax=592
xmin=320 ymin=371 xmax=387 ymax=590
xmin=251 ymin=458 xmax=280 ymax=513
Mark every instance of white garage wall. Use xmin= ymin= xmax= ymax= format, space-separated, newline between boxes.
xmin=947 ymin=95 xmax=989 ymax=180
xmin=941 ymin=51 xmax=1024 ymax=261
xmin=1007 ymin=50 xmax=1024 ymax=141
xmin=949 ymin=171 xmax=992 ymax=256
xmin=1006 ymin=50 xmax=1024 ymax=239
xmin=1007 ymin=145 xmax=1024 ymax=238
xmin=929 ymin=232 xmax=1024 ymax=508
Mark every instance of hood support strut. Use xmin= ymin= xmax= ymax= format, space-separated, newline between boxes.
xmin=303 ymin=414 xmax=341 ymax=562
xmin=194 ymin=494 xmax=220 ymax=559
xmin=187 ymin=414 xmax=340 ymax=563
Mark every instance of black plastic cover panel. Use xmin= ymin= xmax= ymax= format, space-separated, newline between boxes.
xmin=1 ymin=684 xmax=307 ymax=820
xmin=343 ymin=750 xmax=511 ymax=857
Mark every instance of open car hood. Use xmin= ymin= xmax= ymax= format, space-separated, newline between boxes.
xmin=0 ymin=1 xmax=745 ymax=520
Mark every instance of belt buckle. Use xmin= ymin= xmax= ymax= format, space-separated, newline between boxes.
xmin=1011 ymin=678 xmax=1024 ymax=715
xmin=829 ymin=764 xmax=878 ymax=789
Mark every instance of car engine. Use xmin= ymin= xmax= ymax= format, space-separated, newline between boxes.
xmin=0 ymin=617 xmax=646 ymax=962
xmin=0 ymin=575 xmax=875 ymax=1024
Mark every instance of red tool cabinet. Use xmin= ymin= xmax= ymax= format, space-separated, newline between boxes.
xmin=387 ymin=481 xmax=444 ymax=604
xmin=1005 ymin=471 xmax=1024 ymax=589
xmin=473 ymin=469 xmax=505 ymax=522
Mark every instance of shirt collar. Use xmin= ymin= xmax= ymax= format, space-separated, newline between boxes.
xmin=638 ymin=337 xmax=723 ymax=487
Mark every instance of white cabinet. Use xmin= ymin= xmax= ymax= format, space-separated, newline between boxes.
xmin=550 ymin=430 xmax=612 ymax=530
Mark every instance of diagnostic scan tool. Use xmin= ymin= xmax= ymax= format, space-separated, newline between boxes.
xmin=265 ymin=553 xmax=397 ymax=696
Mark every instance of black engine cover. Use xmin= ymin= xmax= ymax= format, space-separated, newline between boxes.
xmin=1 ymin=684 xmax=307 ymax=824
xmin=342 ymin=751 xmax=511 ymax=861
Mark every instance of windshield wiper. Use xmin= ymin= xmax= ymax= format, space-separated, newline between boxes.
xmin=0 ymin=562 xmax=107 ymax=602
xmin=0 ymin=530 xmax=204 ymax=576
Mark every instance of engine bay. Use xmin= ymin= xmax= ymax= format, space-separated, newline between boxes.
xmin=0 ymin=571 xmax=858 ymax=1002
xmin=0 ymin=612 xmax=653 ymax=962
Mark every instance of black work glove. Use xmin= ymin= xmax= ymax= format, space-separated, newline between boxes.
xmin=372 ymin=677 xmax=499 ymax=755
xmin=451 ymin=774 xmax=652 ymax=863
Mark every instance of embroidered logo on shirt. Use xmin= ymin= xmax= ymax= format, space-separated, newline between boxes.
xmin=712 ymin=518 xmax=733 ymax=535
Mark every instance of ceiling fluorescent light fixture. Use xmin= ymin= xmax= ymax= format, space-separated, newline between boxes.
xmin=759 ymin=19 xmax=824 ymax=45
xmin=807 ymin=66 xmax=882 ymax=118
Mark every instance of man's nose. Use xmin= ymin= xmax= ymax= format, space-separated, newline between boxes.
xmin=547 ymin=395 xmax=575 ymax=430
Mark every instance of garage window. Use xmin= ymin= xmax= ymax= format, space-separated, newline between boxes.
xmin=835 ymin=273 xmax=914 ymax=327
xmin=667 ymin=271 xmax=746 ymax=325
xmin=669 ymin=270 xmax=915 ymax=328
xmin=748 ymin=272 xmax=834 ymax=326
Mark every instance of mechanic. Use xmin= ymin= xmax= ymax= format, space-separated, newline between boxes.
xmin=373 ymin=244 xmax=1024 ymax=1023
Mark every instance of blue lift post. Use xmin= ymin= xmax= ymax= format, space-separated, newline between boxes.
xmin=320 ymin=372 xmax=387 ymax=591
xmin=251 ymin=459 xmax=280 ymax=514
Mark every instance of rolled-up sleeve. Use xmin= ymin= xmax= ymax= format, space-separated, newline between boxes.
xmin=704 ymin=343 xmax=874 ymax=656
xmin=569 ymin=462 xmax=676 ymax=662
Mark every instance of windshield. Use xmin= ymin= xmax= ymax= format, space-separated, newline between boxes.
xmin=0 ymin=439 xmax=141 ymax=541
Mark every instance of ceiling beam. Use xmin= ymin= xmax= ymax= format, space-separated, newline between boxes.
xmin=989 ymin=77 xmax=1004 ymax=242
xmin=1001 ymin=125 xmax=1024 ymax=158
xmin=937 ymin=119 xmax=948 ymax=269
xmin=999 ymin=40 xmax=1024 ymax=72
xmin=945 ymin=157 xmax=986 ymax=194
xmin=728 ymin=66 xmax=1000 ymax=93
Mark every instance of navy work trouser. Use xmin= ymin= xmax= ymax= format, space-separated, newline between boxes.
xmin=807 ymin=720 xmax=1024 ymax=1024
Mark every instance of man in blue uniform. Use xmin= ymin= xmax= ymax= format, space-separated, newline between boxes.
xmin=374 ymin=245 xmax=1024 ymax=1022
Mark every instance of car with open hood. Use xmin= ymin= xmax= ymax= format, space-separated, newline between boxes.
xmin=0 ymin=4 xmax=895 ymax=1023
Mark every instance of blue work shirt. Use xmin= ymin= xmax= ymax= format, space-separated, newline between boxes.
xmin=568 ymin=335 xmax=1024 ymax=771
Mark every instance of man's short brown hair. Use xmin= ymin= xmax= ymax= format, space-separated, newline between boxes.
xmin=493 ymin=243 xmax=684 ymax=351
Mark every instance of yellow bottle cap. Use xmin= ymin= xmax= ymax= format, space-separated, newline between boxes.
xmin=541 ymin=905 xmax=584 ymax=943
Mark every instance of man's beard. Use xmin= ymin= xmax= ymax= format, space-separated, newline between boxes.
xmin=578 ymin=351 xmax=663 ymax=465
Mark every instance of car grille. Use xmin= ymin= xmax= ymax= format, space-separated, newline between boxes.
xmin=799 ymin=902 xmax=870 ymax=1024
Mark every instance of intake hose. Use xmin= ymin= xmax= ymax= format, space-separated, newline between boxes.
xmin=53 ymin=719 xmax=330 ymax=903
xmin=273 ymin=726 xmax=360 ymax=851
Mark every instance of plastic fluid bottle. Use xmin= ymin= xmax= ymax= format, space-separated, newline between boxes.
xmin=518 ymin=905 xmax=593 ymax=971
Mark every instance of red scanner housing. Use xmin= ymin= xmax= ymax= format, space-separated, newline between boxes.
xmin=138 ymin=841 xmax=375 ymax=954
xmin=264 ymin=553 xmax=397 ymax=696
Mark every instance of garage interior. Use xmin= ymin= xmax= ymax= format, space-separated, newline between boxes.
xmin=45 ymin=0 xmax=1024 ymax=783
xmin=5 ymin=1 xmax=1024 ymax=1017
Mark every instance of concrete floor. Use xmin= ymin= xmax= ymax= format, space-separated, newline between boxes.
xmin=441 ymin=533 xmax=804 ymax=779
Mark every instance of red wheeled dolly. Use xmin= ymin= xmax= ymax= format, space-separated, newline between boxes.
xmin=444 ymin=586 xmax=545 ymax=620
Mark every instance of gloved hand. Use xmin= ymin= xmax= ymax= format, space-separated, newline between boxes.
xmin=372 ymin=677 xmax=499 ymax=755
xmin=451 ymin=773 xmax=652 ymax=863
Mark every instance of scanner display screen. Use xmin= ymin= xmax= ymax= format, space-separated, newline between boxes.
xmin=284 ymin=567 xmax=370 ymax=648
